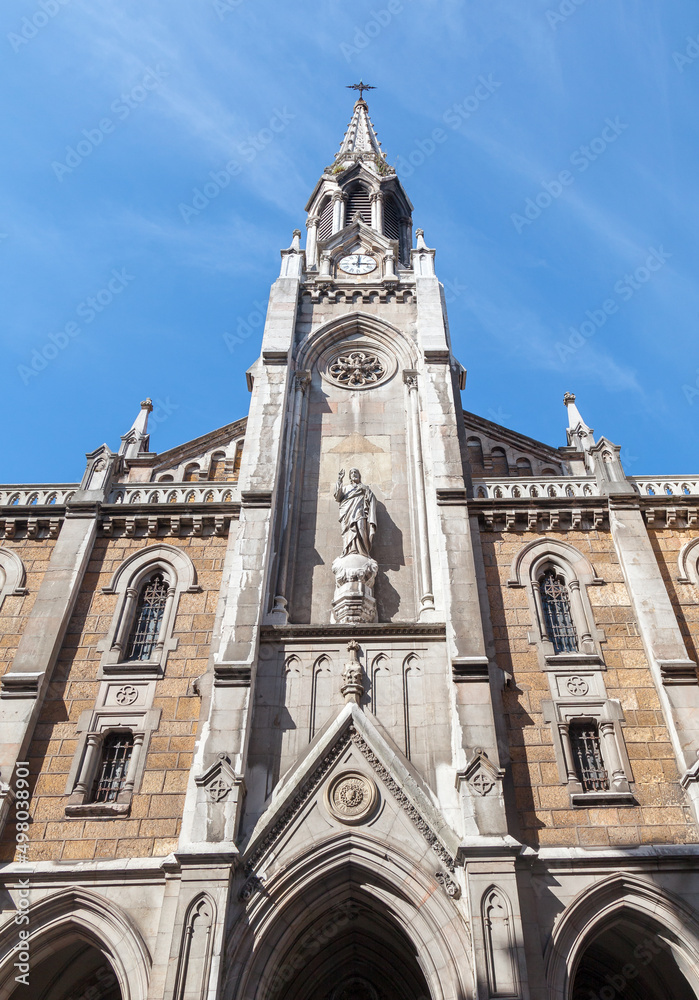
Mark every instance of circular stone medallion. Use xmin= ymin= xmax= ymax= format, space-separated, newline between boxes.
xmin=325 ymin=770 xmax=378 ymax=825
xmin=319 ymin=341 xmax=397 ymax=391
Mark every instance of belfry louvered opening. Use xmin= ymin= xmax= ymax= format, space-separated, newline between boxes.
xmin=318 ymin=197 xmax=334 ymax=241
xmin=345 ymin=184 xmax=371 ymax=225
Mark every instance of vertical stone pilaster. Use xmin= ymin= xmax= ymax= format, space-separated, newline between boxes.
xmin=608 ymin=500 xmax=699 ymax=819
xmin=0 ymin=503 xmax=98 ymax=834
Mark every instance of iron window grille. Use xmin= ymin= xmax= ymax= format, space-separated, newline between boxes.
xmin=127 ymin=573 xmax=168 ymax=661
xmin=92 ymin=732 xmax=134 ymax=803
xmin=539 ymin=570 xmax=578 ymax=653
xmin=570 ymin=720 xmax=609 ymax=792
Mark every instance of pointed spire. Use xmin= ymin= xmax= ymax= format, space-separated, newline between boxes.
xmin=333 ymin=97 xmax=387 ymax=171
xmin=563 ymin=392 xmax=594 ymax=450
xmin=119 ymin=398 xmax=153 ymax=458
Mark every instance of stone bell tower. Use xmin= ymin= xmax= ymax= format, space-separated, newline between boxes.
xmin=173 ymin=87 xmax=518 ymax=1000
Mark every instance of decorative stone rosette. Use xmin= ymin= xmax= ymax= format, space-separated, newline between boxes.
xmin=319 ymin=341 xmax=396 ymax=391
xmin=325 ymin=770 xmax=378 ymax=825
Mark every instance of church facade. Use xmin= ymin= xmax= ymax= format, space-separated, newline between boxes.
xmin=0 ymin=95 xmax=699 ymax=1000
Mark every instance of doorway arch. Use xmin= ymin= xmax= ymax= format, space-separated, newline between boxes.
xmin=225 ymin=836 xmax=472 ymax=1000
xmin=6 ymin=940 xmax=122 ymax=1000
xmin=546 ymin=873 xmax=699 ymax=1000
xmin=570 ymin=916 xmax=697 ymax=1000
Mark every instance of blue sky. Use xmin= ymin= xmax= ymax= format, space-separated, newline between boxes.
xmin=2 ymin=0 xmax=698 ymax=483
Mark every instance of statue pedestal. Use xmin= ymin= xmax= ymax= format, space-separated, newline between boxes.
xmin=331 ymin=554 xmax=378 ymax=624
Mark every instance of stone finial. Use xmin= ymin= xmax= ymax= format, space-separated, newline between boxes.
xmin=563 ymin=391 xmax=593 ymax=449
xmin=415 ymin=228 xmax=428 ymax=250
xmin=290 ymin=230 xmax=301 ymax=252
xmin=119 ymin=398 xmax=152 ymax=458
xmin=341 ymin=641 xmax=364 ymax=704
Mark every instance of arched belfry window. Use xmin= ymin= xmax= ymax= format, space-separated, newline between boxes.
xmin=539 ymin=570 xmax=578 ymax=653
xmin=92 ymin=731 xmax=134 ymax=803
xmin=126 ymin=573 xmax=168 ymax=661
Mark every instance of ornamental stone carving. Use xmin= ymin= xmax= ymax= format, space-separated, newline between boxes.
xmin=325 ymin=770 xmax=378 ymax=825
xmin=320 ymin=342 xmax=396 ymax=391
xmin=115 ymin=685 xmax=138 ymax=706
xmin=332 ymin=469 xmax=378 ymax=623
xmin=341 ymin=641 xmax=365 ymax=704
xmin=329 ymin=351 xmax=384 ymax=388
xmin=566 ymin=675 xmax=589 ymax=696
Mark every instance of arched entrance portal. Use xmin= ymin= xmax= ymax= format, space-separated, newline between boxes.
xmin=8 ymin=941 xmax=122 ymax=1000
xmin=571 ymin=918 xmax=697 ymax=1000
xmin=265 ymin=895 xmax=432 ymax=1000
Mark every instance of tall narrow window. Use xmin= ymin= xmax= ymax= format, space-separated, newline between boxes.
xmin=127 ymin=573 xmax=168 ymax=660
xmin=539 ymin=570 xmax=578 ymax=653
xmin=570 ymin=720 xmax=609 ymax=792
xmin=92 ymin=732 xmax=134 ymax=803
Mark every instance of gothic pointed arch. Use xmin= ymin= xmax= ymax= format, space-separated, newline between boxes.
xmin=0 ymin=886 xmax=151 ymax=1000
xmin=296 ymin=311 xmax=418 ymax=373
xmin=224 ymin=835 xmax=472 ymax=1000
xmin=545 ymin=872 xmax=699 ymax=1000
xmin=172 ymin=893 xmax=216 ymax=1000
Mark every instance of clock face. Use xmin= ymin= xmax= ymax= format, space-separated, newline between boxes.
xmin=338 ymin=253 xmax=377 ymax=275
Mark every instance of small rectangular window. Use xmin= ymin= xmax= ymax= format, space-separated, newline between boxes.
xmin=92 ymin=732 xmax=134 ymax=803
xmin=570 ymin=720 xmax=609 ymax=792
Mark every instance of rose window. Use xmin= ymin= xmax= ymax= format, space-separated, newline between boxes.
xmin=328 ymin=351 xmax=385 ymax=387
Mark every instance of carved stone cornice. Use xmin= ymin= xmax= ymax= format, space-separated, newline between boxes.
xmin=260 ymin=623 xmax=446 ymax=643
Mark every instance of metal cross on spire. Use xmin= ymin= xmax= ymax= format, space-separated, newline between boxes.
xmin=346 ymin=80 xmax=376 ymax=102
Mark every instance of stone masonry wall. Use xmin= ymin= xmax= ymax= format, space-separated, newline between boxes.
xmin=482 ymin=527 xmax=699 ymax=848
xmin=0 ymin=530 xmax=228 ymax=863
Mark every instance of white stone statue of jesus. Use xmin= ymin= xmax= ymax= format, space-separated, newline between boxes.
xmin=333 ymin=468 xmax=377 ymax=558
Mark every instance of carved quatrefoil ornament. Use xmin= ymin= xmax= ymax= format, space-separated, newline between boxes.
xmin=325 ymin=770 xmax=378 ymax=825
xmin=320 ymin=342 xmax=396 ymax=391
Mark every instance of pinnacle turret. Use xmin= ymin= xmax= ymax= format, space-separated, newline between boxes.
xmin=332 ymin=98 xmax=389 ymax=173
